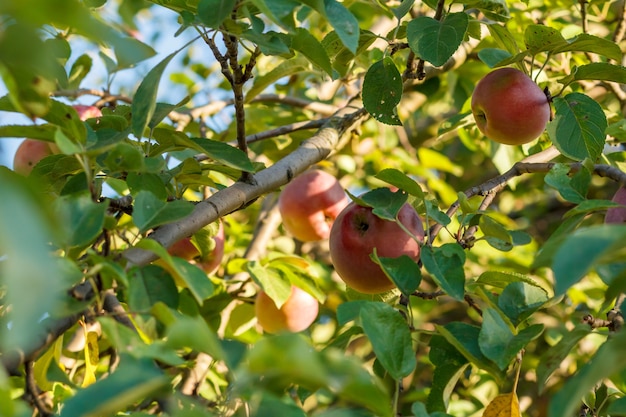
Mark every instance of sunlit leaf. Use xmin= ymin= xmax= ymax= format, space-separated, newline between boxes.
xmin=132 ymin=190 xmax=194 ymax=233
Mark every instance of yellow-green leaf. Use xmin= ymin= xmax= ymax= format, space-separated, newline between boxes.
xmin=483 ymin=392 xmax=521 ymax=417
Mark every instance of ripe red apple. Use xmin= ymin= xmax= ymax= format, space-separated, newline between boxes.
xmin=278 ymin=169 xmax=349 ymax=242
xmin=605 ymin=187 xmax=626 ymax=224
xmin=471 ymin=67 xmax=551 ymax=145
xmin=13 ymin=138 xmax=54 ymax=175
xmin=329 ymin=202 xmax=424 ymax=294
xmin=255 ymin=286 xmax=319 ymax=333
xmin=73 ymin=105 xmax=102 ymax=121
xmin=168 ymin=221 xmax=225 ymax=274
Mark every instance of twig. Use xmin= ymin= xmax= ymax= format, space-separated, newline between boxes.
xmin=102 ymin=290 xmax=137 ymax=332
xmin=24 ymin=361 xmax=53 ymax=417
xmin=613 ymin=0 xmax=626 ymax=43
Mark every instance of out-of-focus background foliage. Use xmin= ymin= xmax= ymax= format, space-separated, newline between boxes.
xmin=1 ymin=0 xmax=626 ymax=416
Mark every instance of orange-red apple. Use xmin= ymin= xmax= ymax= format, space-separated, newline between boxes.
xmin=278 ymin=169 xmax=349 ymax=242
xmin=605 ymin=187 xmax=626 ymax=224
xmin=255 ymin=286 xmax=319 ymax=333
xmin=13 ymin=139 xmax=54 ymax=175
xmin=168 ymin=221 xmax=225 ymax=274
xmin=329 ymin=202 xmax=424 ymax=294
xmin=471 ymin=67 xmax=551 ymax=145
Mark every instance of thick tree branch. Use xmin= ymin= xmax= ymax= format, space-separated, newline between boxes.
xmin=123 ymin=105 xmax=368 ymax=268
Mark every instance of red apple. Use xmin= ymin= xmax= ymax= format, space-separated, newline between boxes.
xmin=278 ymin=169 xmax=349 ymax=242
xmin=471 ymin=67 xmax=551 ymax=145
xmin=329 ymin=202 xmax=424 ymax=294
xmin=605 ymin=187 xmax=626 ymax=224
xmin=255 ymin=286 xmax=319 ymax=333
xmin=74 ymin=105 xmax=102 ymax=121
xmin=168 ymin=221 xmax=225 ymax=274
xmin=12 ymin=138 xmax=54 ymax=175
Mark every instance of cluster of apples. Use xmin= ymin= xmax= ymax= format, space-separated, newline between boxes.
xmin=13 ymin=105 xmax=102 ymax=175
xmin=257 ymin=169 xmax=424 ymax=334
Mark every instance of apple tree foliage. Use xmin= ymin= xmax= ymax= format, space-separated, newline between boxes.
xmin=1 ymin=0 xmax=626 ymax=416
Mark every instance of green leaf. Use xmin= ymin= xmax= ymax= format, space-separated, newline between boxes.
xmin=478 ymin=48 xmax=513 ymax=68
xmin=197 ymin=0 xmax=236 ymax=28
xmin=109 ymin=36 xmax=156 ymax=70
xmin=247 ymin=260 xmax=292 ymax=308
xmin=561 ymin=63 xmax=626 ymax=85
xmin=59 ymin=355 xmax=168 ymax=417
xmin=363 ymin=57 xmax=403 ymax=125
xmin=552 ymin=224 xmax=626 ymax=296
xmin=548 ymin=329 xmax=626 ymax=417
xmin=132 ymin=190 xmax=194 ymax=233
xmin=392 ymin=0 xmax=415 ymax=20
xmin=371 ymin=252 xmax=422 ymax=296
xmin=498 ymin=282 xmax=548 ymax=326
xmin=547 ymin=93 xmax=607 ymax=162
xmin=524 ymin=25 xmax=567 ymax=54
xmin=427 ymin=335 xmax=469 ymax=412
xmin=56 ymin=194 xmax=109 ymax=248
xmin=251 ymin=395 xmax=307 ymax=417
xmin=126 ymin=172 xmax=168 ymax=200
xmin=128 ymin=264 xmax=179 ymax=312
xmin=246 ymin=56 xmax=310 ymax=102
xmin=420 ymin=244 xmax=466 ymax=301
xmin=163 ymin=313 xmax=224 ymax=360
xmin=553 ymin=33 xmax=622 ymax=61
xmin=436 ymin=322 xmax=503 ymax=381
xmin=360 ymin=302 xmax=416 ymax=379
xmin=407 ymin=13 xmax=469 ymax=67
xmin=463 ymin=0 xmax=509 ymax=22
xmin=536 ymin=325 xmax=590 ymax=392
xmin=475 ymin=271 xmax=546 ymax=291
xmin=131 ymin=48 xmax=181 ymax=138
xmin=324 ymin=0 xmax=359 ymax=54
xmin=478 ymin=308 xmax=544 ymax=370
xmin=249 ymin=0 xmax=299 ymax=32
xmin=291 ymin=28 xmax=333 ymax=76
xmin=0 ymin=124 xmax=57 ymax=141
xmin=358 ymin=187 xmax=408 ymax=221
xmin=0 ymin=170 xmax=69 ymax=354
xmin=68 ymin=54 xmax=93 ymax=90
xmin=189 ymin=137 xmax=254 ymax=172
xmin=544 ymin=163 xmax=590 ymax=204
xmin=103 ymin=142 xmax=145 ymax=173
xmin=375 ymin=168 xmax=424 ymax=198
xmin=479 ymin=214 xmax=512 ymax=245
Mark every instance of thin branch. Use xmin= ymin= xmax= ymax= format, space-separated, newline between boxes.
xmin=24 ymin=361 xmax=53 ymax=417
xmin=429 ymin=149 xmax=626 ymax=244
xmin=242 ymin=119 xmax=328 ymax=145
xmin=613 ymin=0 xmax=626 ymax=43
xmin=102 ymin=290 xmax=137 ymax=332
